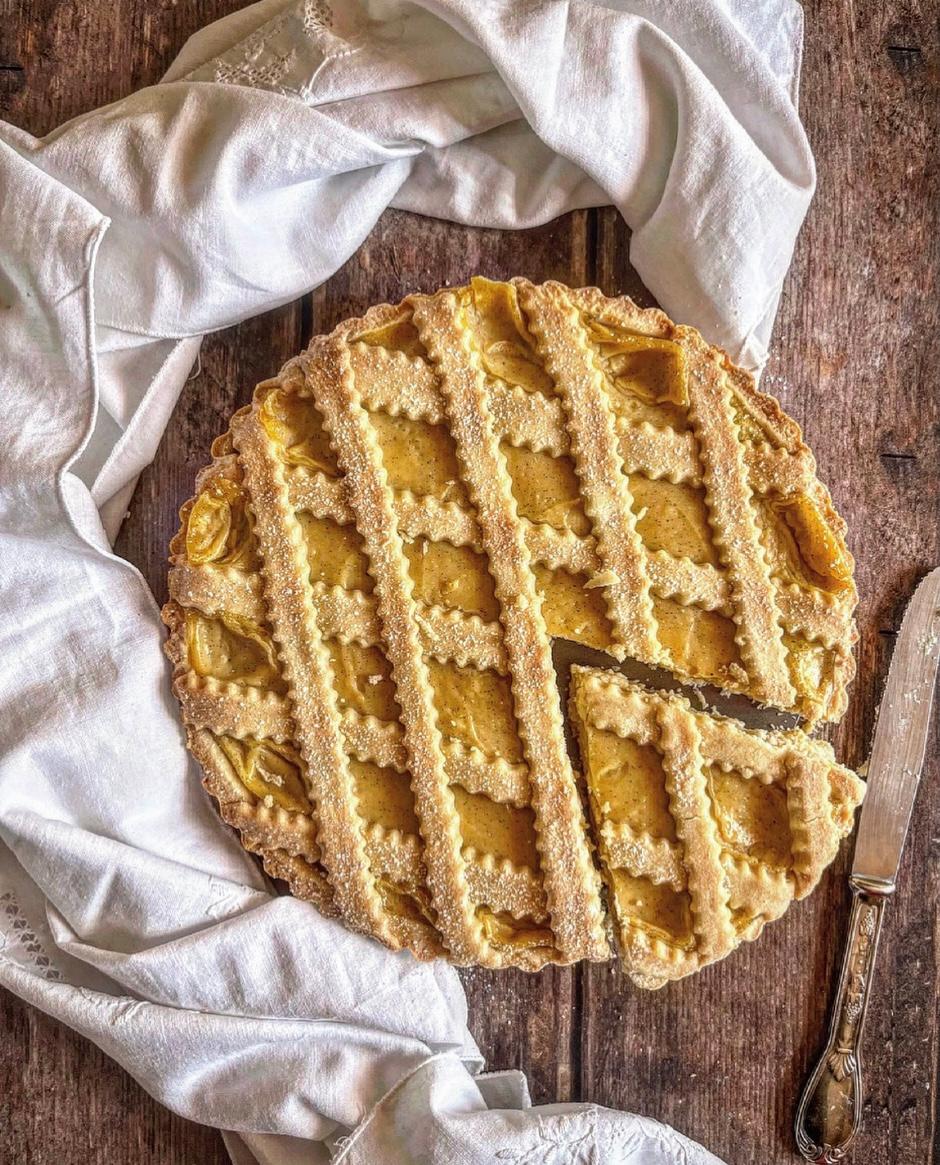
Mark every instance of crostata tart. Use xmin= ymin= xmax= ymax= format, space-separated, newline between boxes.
xmin=163 ymin=277 xmax=863 ymax=983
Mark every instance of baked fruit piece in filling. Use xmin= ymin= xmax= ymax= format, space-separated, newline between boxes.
xmin=162 ymin=276 xmax=860 ymax=976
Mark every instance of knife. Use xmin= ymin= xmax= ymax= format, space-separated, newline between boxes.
xmin=794 ymin=566 xmax=940 ymax=1163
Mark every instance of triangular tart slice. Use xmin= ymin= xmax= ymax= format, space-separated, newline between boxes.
xmin=569 ymin=667 xmax=864 ymax=987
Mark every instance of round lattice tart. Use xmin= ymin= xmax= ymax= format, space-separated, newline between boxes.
xmin=163 ymin=277 xmax=863 ymax=982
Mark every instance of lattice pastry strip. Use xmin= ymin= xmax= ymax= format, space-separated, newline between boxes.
xmin=569 ymin=668 xmax=864 ymax=987
xmin=519 ymin=281 xmax=660 ymax=665
xmin=299 ymin=334 xmax=486 ymax=963
xmin=410 ymin=290 xmax=608 ymax=963
xmin=231 ymin=410 xmax=395 ymax=945
xmin=163 ymin=276 xmax=861 ymax=980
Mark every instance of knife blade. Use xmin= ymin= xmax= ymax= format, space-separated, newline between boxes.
xmin=852 ymin=565 xmax=940 ymax=890
xmin=795 ymin=566 xmax=940 ymax=1162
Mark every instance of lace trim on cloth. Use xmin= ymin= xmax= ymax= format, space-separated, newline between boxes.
xmin=493 ymin=1112 xmax=595 ymax=1163
xmin=0 ymin=891 xmax=63 ymax=981
xmin=191 ymin=0 xmax=354 ymax=99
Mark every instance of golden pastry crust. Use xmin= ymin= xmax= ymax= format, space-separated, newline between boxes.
xmin=163 ymin=277 xmax=859 ymax=977
xmin=568 ymin=667 xmax=865 ymax=987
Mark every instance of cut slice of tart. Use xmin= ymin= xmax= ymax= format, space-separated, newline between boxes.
xmin=568 ymin=667 xmax=865 ymax=987
xmin=162 ymin=276 xmax=860 ymax=976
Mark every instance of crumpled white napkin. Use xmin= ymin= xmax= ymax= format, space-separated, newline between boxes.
xmin=0 ymin=1 xmax=812 ymax=1161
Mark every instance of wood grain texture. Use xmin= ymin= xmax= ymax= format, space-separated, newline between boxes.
xmin=2 ymin=1 xmax=938 ymax=1163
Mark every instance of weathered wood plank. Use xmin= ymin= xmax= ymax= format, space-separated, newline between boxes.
xmin=0 ymin=0 xmax=247 ymax=137
xmin=783 ymin=6 xmax=940 ymax=1163
xmin=0 ymin=989 xmax=230 ymax=1163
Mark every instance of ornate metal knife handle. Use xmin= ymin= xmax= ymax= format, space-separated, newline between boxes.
xmin=794 ymin=882 xmax=888 ymax=1162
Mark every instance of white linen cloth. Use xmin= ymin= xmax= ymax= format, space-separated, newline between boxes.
xmin=0 ymin=1 xmax=813 ymax=1161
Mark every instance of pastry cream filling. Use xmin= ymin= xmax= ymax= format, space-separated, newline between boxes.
xmin=353 ymin=312 xmax=426 ymax=359
xmin=533 ymin=565 xmax=612 ymax=650
xmin=650 ymin=596 xmax=742 ymax=685
xmin=371 ymin=411 xmax=469 ymax=504
xmin=480 ymin=340 xmax=556 ymax=395
xmin=615 ymin=390 xmax=690 ymax=433
xmin=586 ymin=316 xmax=689 ymax=429
xmin=629 ymin=475 xmax=718 ymax=565
xmin=327 ymin=639 xmax=400 ymax=721
xmin=405 ymin=538 xmax=499 ymax=620
xmin=453 ymin=785 xmax=539 ymax=869
xmin=706 ymin=764 xmax=791 ymax=868
xmin=775 ymin=496 xmax=853 ymax=592
xmin=729 ymin=391 xmax=774 ymax=443
xmin=467 ymin=276 xmax=556 ymax=396
xmin=582 ymin=729 xmax=677 ymax=843
xmin=299 ymin=512 xmax=375 ymax=593
xmin=501 ymin=443 xmax=590 ymax=535
xmin=782 ymin=633 xmax=836 ymax=719
xmin=351 ymin=760 xmax=419 ymax=835
xmin=376 ymin=878 xmax=439 ymax=929
xmin=609 ymin=869 xmax=693 ymax=945
xmin=605 ymin=344 xmax=687 ymax=408
xmin=477 ymin=908 xmax=554 ymax=951
xmin=216 ymin=735 xmax=311 ymax=813
xmin=757 ymin=495 xmax=852 ymax=594
xmin=427 ymin=658 xmax=523 ymax=762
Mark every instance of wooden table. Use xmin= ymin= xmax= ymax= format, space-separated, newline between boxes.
xmin=2 ymin=4 xmax=938 ymax=1162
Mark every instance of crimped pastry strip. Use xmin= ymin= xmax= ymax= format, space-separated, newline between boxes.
xmin=231 ymin=410 xmax=395 ymax=945
xmin=681 ymin=339 xmax=796 ymax=709
xmin=785 ymin=750 xmax=842 ymax=898
xmin=655 ymin=701 xmax=736 ymax=964
xmin=304 ymin=336 xmax=485 ymax=965
xmin=412 ymin=289 xmax=609 ymax=964
xmin=520 ymin=280 xmax=661 ymax=665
